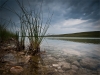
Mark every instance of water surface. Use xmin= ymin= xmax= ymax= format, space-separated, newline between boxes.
xmin=0 ymin=37 xmax=100 ymax=75
xmin=41 ymin=37 xmax=100 ymax=58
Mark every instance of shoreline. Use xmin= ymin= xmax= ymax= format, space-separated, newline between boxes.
xmin=0 ymin=39 xmax=100 ymax=75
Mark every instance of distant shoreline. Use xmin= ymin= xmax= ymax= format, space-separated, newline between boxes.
xmin=46 ymin=31 xmax=100 ymax=38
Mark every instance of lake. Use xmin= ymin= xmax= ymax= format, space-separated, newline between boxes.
xmin=40 ymin=37 xmax=100 ymax=75
xmin=41 ymin=37 xmax=100 ymax=57
xmin=1 ymin=37 xmax=100 ymax=75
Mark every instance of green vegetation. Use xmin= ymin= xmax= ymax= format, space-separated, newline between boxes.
xmin=6 ymin=0 xmax=53 ymax=55
xmin=66 ymin=39 xmax=100 ymax=44
xmin=49 ymin=37 xmax=100 ymax=44
xmin=0 ymin=21 xmax=16 ymax=42
xmin=0 ymin=0 xmax=53 ymax=55
xmin=47 ymin=31 xmax=100 ymax=38
xmin=0 ymin=27 xmax=15 ymax=41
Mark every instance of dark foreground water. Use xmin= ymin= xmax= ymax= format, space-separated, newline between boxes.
xmin=0 ymin=37 xmax=100 ymax=75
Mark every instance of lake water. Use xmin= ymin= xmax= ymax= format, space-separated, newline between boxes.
xmin=39 ymin=37 xmax=100 ymax=74
xmin=41 ymin=37 xmax=100 ymax=58
xmin=1 ymin=37 xmax=100 ymax=75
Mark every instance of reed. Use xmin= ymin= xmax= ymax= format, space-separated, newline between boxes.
xmin=3 ymin=0 xmax=53 ymax=55
xmin=15 ymin=0 xmax=53 ymax=55
xmin=0 ymin=18 xmax=16 ymax=42
xmin=15 ymin=31 xmax=20 ymax=50
xmin=20 ymin=16 xmax=26 ymax=50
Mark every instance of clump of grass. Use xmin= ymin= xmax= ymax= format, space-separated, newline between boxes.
xmin=0 ymin=18 xmax=16 ymax=42
xmin=15 ymin=31 xmax=20 ymax=51
xmin=3 ymin=0 xmax=53 ymax=55
xmin=15 ymin=0 xmax=53 ymax=55
xmin=20 ymin=17 xmax=26 ymax=50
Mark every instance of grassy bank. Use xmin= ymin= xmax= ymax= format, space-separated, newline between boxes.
xmin=47 ymin=31 xmax=100 ymax=38
xmin=0 ymin=26 xmax=16 ymax=42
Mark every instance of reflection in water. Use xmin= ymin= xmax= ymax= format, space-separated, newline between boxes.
xmin=42 ymin=37 xmax=100 ymax=57
xmin=0 ymin=37 xmax=100 ymax=75
xmin=47 ymin=37 xmax=100 ymax=44
xmin=41 ymin=38 xmax=100 ymax=71
xmin=22 ymin=55 xmax=47 ymax=75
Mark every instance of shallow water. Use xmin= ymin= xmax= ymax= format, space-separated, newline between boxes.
xmin=41 ymin=37 xmax=100 ymax=57
xmin=40 ymin=37 xmax=100 ymax=74
xmin=0 ymin=37 xmax=100 ymax=75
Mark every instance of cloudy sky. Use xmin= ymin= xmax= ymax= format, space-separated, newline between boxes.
xmin=0 ymin=0 xmax=100 ymax=34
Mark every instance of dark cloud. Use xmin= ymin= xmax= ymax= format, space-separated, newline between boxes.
xmin=63 ymin=0 xmax=100 ymax=21
xmin=1 ymin=0 xmax=99 ymax=20
xmin=0 ymin=0 xmax=100 ymax=33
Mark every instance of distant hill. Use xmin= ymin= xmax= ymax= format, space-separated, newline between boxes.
xmin=47 ymin=31 xmax=100 ymax=37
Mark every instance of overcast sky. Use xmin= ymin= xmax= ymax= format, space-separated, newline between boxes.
xmin=0 ymin=0 xmax=100 ymax=34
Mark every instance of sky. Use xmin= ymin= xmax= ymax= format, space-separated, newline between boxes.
xmin=0 ymin=0 xmax=100 ymax=34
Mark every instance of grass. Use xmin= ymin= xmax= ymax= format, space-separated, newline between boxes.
xmin=14 ymin=0 xmax=53 ymax=55
xmin=1 ymin=0 xmax=53 ymax=55
xmin=0 ymin=28 xmax=15 ymax=41
xmin=0 ymin=21 xmax=16 ymax=42
xmin=48 ymin=37 xmax=100 ymax=44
